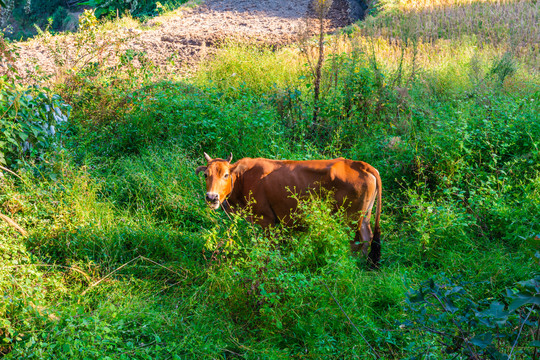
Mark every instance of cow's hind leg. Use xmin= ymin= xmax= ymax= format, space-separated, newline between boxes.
xmin=350 ymin=189 xmax=377 ymax=258
xmin=350 ymin=214 xmax=373 ymax=255
xmin=359 ymin=215 xmax=373 ymax=256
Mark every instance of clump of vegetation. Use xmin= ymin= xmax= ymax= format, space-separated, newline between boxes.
xmin=3 ymin=0 xmax=75 ymax=39
xmin=0 ymin=38 xmax=70 ymax=168
xmin=80 ymin=0 xmax=187 ymax=19
xmin=1 ymin=0 xmax=187 ymax=40
xmin=1 ymin=0 xmax=539 ymax=358
xmin=404 ymin=275 xmax=540 ymax=359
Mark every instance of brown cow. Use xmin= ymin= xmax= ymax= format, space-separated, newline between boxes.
xmin=196 ymin=153 xmax=382 ymax=267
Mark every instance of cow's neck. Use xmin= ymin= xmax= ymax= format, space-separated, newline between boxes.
xmin=226 ymin=174 xmax=244 ymax=209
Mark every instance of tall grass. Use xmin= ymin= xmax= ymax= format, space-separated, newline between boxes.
xmin=365 ymin=0 xmax=540 ymax=67
xmin=195 ymin=43 xmax=307 ymax=94
xmin=1 ymin=0 xmax=539 ymax=358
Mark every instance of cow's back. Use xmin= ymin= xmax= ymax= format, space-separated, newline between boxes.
xmin=229 ymin=158 xmax=377 ymax=226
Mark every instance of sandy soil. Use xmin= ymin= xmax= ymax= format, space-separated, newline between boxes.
xmin=11 ymin=0 xmax=353 ymax=80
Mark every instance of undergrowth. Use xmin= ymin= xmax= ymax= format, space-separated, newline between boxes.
xmin=1 ymin=0 xmax=539 ymax=358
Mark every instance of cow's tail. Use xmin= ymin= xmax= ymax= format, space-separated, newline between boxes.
xmin=368 ymin=168 xmax=382 ymax=269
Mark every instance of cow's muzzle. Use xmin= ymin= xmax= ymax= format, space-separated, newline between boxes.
xmin=205 ymin=192 xmax=220 ymax=209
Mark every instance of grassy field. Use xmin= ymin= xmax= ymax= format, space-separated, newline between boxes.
xmin=1 ymin=0 xmax=539 ymax=358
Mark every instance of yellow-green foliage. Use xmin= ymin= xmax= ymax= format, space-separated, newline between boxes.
xmin=363 ymin=0 xmax=539 ymax=68
xmin=195 ymin=43 xmax=307 ymax=94
xmin=371 ymin=0 xmax=538 ymax=51
xmin=198 ymin=0 xmax=539 ymax=100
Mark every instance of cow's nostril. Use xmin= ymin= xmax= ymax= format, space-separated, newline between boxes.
xmin=206 ymin=193 xmax=219 ymax=202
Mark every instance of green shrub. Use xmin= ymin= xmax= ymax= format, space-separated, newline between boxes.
xmin=80 ymin=0 xmax=186 ymax=19
xmin=313 ymin=50 xmax=392 ymax=147
xmin=10 ymin=0 xmax=66 ymax=39
xmin=403 ymin=274 xmax=540 ymax=359
xmin=0 ymin=82 xmax=71 ymax=168
xmin=0 ymin=181 xmax=66 ymax=358
xmin=71 ymin=81 xmax=286 ymax=160
xmin=51 ymin=6 xmax=69 ymax=31
xmin=199 ymin=196 xmax=385 ymax=357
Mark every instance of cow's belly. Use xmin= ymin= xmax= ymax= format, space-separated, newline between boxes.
xmin=258 ymin=170 xmax=355 ymax=226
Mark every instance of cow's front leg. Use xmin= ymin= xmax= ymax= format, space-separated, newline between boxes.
xmin=254 ymin=211 xmax=277 ymax=228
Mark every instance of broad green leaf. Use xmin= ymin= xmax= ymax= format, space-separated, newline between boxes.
xmin=407 ymin=290 xmax=425 ymax=303
xmin=470 ymin=333 xmax=493 ymax=349
xmin=476 ymin=301 xmax=509 ymax=326
xmin=444 ymin=286 xmax=464 ymax=296
xmin=517 ymin=276 xmax=539 ymax=291
xmin=509 ymin=293 xmax=540 ymax=312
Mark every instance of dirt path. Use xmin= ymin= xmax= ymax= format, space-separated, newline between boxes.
xmin=12 ymin=0 xmax=352 ymax=80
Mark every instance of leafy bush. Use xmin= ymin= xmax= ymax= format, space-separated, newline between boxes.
xmin=71 ymin=81 xmax=286 ymax=160
xmin=51 ymin=6 xmax=69 ymax=31
xmin=0 ymin=37 xmax=71 ymax=168
xmin=199 ymin=196 xmax=385 ymax=357
xmin=403 ymin=274 xmax=540 ymax=359
xmin=0 ymin=245 xmax=63 ymax=358
xmin=9 ymin=0 xmax=68 ymax=39
xmin=80 ymin=0 xmax=186 ymax=19
xmin=0 ymin=180 xmax=66 ymax=357
xmin=312 ymin=50 xmax=391 ymax=146
xmin=0 ymin=83 xmax=70 ymax=168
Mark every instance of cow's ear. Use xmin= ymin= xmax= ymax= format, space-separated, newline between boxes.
xmin=204 ymin=152 xmax=212 ymax=162
xmin=195 ymin=166 xmax=207 ymax=175
xmin=226 ymin=153 xmax=233 ymax=163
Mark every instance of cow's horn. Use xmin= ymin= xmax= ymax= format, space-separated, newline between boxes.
xmin=204 ymin=152 xmax=212 ymax=162
xmin=226 ymin=153 xmax=233 ymax=163
xmin=195 ymin=166 xmax=207 ymax=175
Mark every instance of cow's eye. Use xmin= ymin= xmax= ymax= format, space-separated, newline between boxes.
xmin=224 ymin=173 xmax=229 ymax=179
xmin=204 ymin=173 xmax=208 ymax=178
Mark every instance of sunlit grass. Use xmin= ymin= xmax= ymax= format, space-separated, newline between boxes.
xmin=195 ymin=0 xmax=539 ymax=98
xmin=365 ymin=0 xmax=539 ymax=66
xmin=194 ymin=43 xmax=309 ymax=93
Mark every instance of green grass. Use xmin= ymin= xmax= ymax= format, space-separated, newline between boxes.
xmin=195 ymin=43 xmax=308 ymax=95
xmin=1 ymin=0 xmax=540 ymax=358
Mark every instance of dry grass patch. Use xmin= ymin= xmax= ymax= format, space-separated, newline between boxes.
xmin=364 ymin=0 xmax=539 ymax=67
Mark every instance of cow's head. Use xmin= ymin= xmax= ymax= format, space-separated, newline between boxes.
xmin=196 ymin=152 xmax=234 ymax=209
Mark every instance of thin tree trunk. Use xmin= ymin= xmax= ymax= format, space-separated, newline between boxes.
xmin=312 ymin=1 xmax=328 ymax=127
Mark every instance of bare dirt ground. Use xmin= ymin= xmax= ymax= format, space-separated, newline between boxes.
xmin=11 ymin=0 xmax=352 ymax=80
